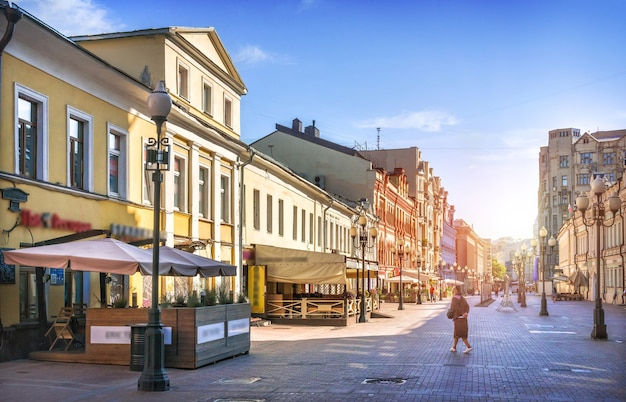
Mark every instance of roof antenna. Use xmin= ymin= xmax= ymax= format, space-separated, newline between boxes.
xmin=377 ymin=127 xmax=380 ymax=150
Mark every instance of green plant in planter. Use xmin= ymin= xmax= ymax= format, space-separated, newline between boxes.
xmin=187 ymin=292 xmax=202 ymax=307
xmin=237 ymin=293 xmax=248 ymax=303
xmin=112 ymin=295 xmax=127 ymax=308
xmin=160 ymin=294 xmax=172 ymax=308
xmin=217 ymin=283 xmax=233 ymax=304
xmin=204 ymin=289 xmax=217 ymax=306
xmin=173 ymin=294 xmax=187 ymax=307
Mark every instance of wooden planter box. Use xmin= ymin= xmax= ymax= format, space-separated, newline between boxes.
xmin=85 ymin=303 xmax=250 ymax=369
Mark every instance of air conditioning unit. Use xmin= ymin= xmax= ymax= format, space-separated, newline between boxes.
xmin=314 ymin=175 xmax=325 ymax=189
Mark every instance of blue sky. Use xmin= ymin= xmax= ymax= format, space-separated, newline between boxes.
xmin=16 ymin=0 xmax=626 ymax=241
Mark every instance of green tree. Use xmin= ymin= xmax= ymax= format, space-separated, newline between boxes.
xmin=492 ymin=258 xmax=506 ymax=281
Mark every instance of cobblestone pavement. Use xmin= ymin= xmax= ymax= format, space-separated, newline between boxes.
xmin=1 ymin=293 xmax=625 ymax=401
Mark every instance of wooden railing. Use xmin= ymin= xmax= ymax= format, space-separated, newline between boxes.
xmin=266 ymin=297 xmax=376 ymax=319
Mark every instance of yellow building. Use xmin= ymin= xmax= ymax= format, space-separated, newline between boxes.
xmin=0 ymin=5 xmax=247 ymax=359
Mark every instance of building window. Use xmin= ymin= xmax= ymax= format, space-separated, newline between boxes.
xmin=253 ymin=189 xmax=260 ymax=230
xmin=16 ymin=84 xmax=48 ymax=180
xmin=178 ymin=62 xmax=189 ymax=99
xmin=293 ymin=206 xmax=298 ymax=240
xmin=67 ymin=107 xmax=93 ymax=191
xmin=603 ymin=152 xmax=615 ymax=165
xmin=267 ymin=194 xmax=273 ymax=233
xmin=577 ymin=173 xmax=590 ymax=185
xmin=202 ymin=81 xmax=212 ymax=114
xmin=143 ymin=138 xmax=154 ymax=205
xmin=69 ymin=118 xmax=84 ymax=188
xmin=552 ymin=176 xmax=556 ymax=189
xmin=559 ymin=155 xmax=569 ymax=168
xmin=220 ymin=174 xmax=231 ymax=223
xmin=199 ymin=166 xmax=210 ymax=218
xmin=108 ymin=125 xmax=127 ymax=199
xmin=309 ymin=213 xmax=314 ymax=245
xmin=580 ymin=152 xmax=593 ymax=164
xmin=173 ymin=157 xmax=186 ymax=211
xmin=317 ymin=216 xmax=322 ymax=247
xmin=301 ymin=209 xmax=306 ymax=242
xmin=17 ymin=98 xmax=38 ymax=178
xmin=560 ymin=191 xmax=568 ymax=205
xmin=278 ymin=199 xmax=284 ymax=236
xmin=561 ymin=175 xmax=567 ymax=187
xmin=224 ymin=97 xmax=232 ymax=127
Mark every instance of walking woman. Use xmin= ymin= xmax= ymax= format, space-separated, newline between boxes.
xmin=449 ymin=285 xmax=472 ymax=354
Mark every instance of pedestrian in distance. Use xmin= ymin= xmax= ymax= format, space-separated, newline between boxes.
xmin=622 ymin=289 xmax=626 ymax=305
xmin=449 ymin=285 xmax=472 ymax=354
xmin=430 ymin=285 xmax=435 ymax=302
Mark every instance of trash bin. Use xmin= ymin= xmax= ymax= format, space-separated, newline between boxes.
xmin=129 ymin=324 xmax=147 ymax=371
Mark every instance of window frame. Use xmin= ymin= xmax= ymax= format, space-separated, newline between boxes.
xmin=107 ymin=124 xmax=128 ymax=199
xmin=15 ymin=83 xmax=49 ymax=180
xmin=202 ymin=78 xmax=213 ymax=115
xmin=198 ymin=164 xmax=211 ymax=219
xmin=177 ymin=60 xmax=190 ymax=100
xmin=66 ymin=106 xmax=93 ymax=191
xmin=220 ymin=174 xmax=231 ymax=223
xmin=173 ymin=155 xmax=187 ymax=212
xmin=224 ymin=96 xmax=232 ymax=128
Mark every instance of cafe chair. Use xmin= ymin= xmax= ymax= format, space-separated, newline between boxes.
xmin=45 ymin=307 xmax=76 ymax=351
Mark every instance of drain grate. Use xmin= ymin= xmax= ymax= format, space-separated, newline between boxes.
xmin=362 ymin=378 xmax=406 ymax=384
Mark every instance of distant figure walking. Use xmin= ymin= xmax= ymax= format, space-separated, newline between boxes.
xmin=449 ymin=285 xmax=472 ymax=354
xmin=430 ymin=286 xmax=436 ymax=302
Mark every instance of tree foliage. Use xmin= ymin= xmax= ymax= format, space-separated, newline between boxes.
xmin=491 ymin=258 xmax=507 ymax=280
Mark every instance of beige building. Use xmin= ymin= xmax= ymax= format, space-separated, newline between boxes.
xmin=538 ymin=128 xmax=626 ymax=279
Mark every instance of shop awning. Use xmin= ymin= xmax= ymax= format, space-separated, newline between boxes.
xmin=403 ymin=269 xmax=437 ymax=282
xmin=254 ymin=244 xmax=347 ymax=284
xmin=3 ymin=238 xmax=235 ymax=277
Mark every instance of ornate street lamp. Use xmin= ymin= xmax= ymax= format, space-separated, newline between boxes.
xmin=350 ymin=200 xmax=378 ymax=323
xmin=514 ymin=243 xmax=532 ymax=308
xmin=393 ymin=239 xmax=409 ymax=310
xmin=536 ymin=226 xmax=555 ymax=317
xmin=439 ymin=261 xmax=447 ymax=300
xmin=575 ymin=175 xmax=621 ymax=339
xmin=415 ymin=255 xmax=422 ymax=305
xmin=138 ymin=81 xmax=171 ymax=392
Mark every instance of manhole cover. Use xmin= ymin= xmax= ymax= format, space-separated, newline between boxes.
xmin=214 ymin=378 xmax=261 ymax=384
xmin=362 ymin=378 xmax=406 ymax=384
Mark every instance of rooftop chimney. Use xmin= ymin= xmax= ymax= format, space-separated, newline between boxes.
xmin=304 ymin=120 xmax=320 ymax=138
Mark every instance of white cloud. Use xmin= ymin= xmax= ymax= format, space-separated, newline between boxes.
xmin=17 ymin=0 xmax=125 ymax=36
xmin=232 ymin=44 xmax=295 ymax=66
xmin=232 ymin=45 xmax=270 ymax=65
xmin=356 ymin=110 xmax=458 ymax=132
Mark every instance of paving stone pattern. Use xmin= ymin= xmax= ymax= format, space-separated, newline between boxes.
xmin=0 ymin=293 xmax=624 ymax=401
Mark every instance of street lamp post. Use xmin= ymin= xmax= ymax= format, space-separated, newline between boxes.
xmin=538 ymin=226 xmax=550 ymax=316
xmin=393 ymin=239 xmax=409 ymax=310
xmin=138 ymin=81 xmax=171 ymax=392
xmin=415 ymin=255 xmax=422 ymax=305
xmin=439 ymin=261 xmax=447 ymax=300
xmin=350 ymin=201 xmax=378 ymax=323
xmin=515 ymin=244 xmax=531 ymax=308
xmin=575 ymin=175 xmax=621 ymax=340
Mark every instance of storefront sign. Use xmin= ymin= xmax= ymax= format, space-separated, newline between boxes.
xmin=20 ymin=209 xmax=92 ymax=232
xmin=228 ymin=318 xmax=250 ymax=337
xmin=197 ymin=322 xmax=225 ymax=343
xmin=90 ymin=325 xmax=172 ymax=344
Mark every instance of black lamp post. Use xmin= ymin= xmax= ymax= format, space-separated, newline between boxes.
xmin=536 ymin=226 xmax=550 ymax=316
xmin=138 ymin=81 xmax=171 ymax=392
xmin=415 ymin=255 xmax=422 ymax=305
xmin=350 ymin=200 xmax=378 ymax=323
xmin=439 ymin=261 xmax=447 ymax=301
xmin=575 ymin=175 xmax=621 ymax=340
xmin=393 ymin=239 xmax=408 ymax=310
